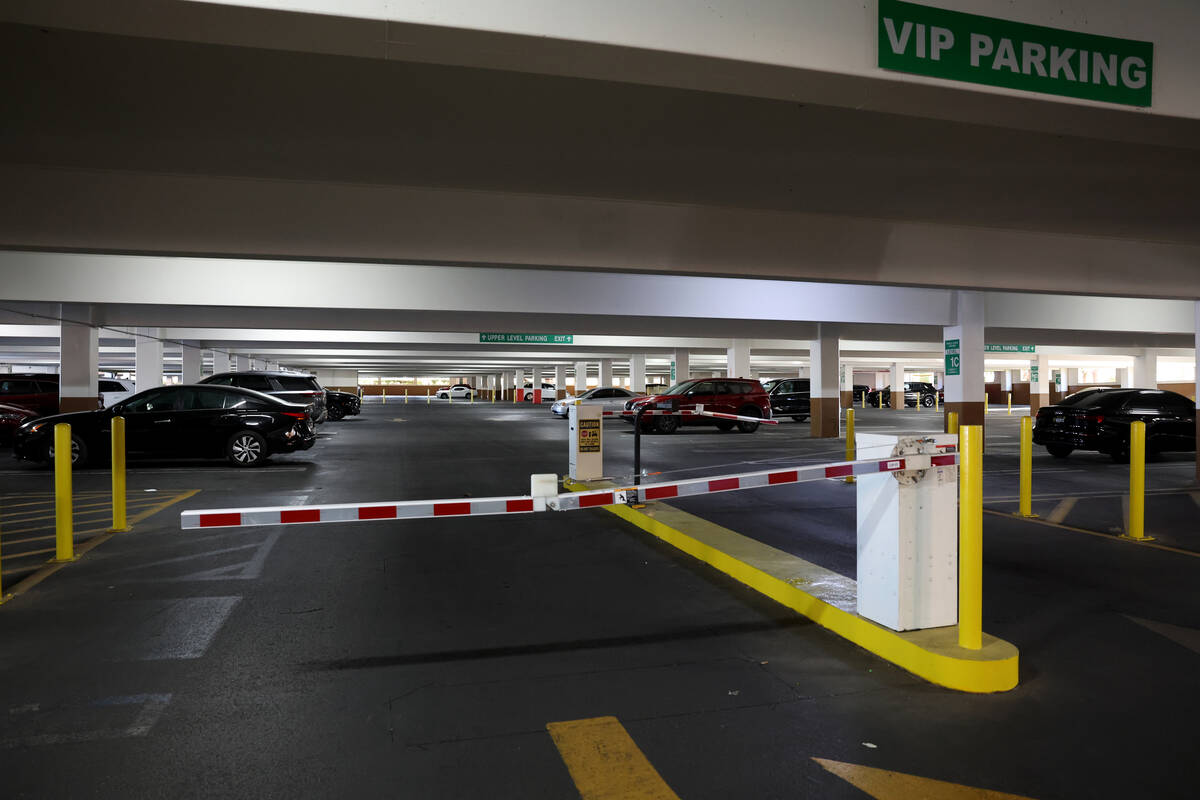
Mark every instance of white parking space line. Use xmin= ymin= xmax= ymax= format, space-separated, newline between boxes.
xmin=1046 ymin=497 xmax=1078 ymax=524
xmin=139 ymin=597 xmax=241 ymax=661
xmin=0 ymin=694 xmax=172 ymax=749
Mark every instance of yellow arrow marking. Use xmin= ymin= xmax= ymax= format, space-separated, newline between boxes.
xmin=813 ymin=758 xmax=1038 ymax=799
xmin=547 ymin=716 xmax=680 ymax=800
xmin=391 ymin=418 xmax=407 ymax=422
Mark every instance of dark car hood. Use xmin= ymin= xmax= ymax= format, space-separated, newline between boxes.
xmin=0 ymin=403 xmax=38 ymax=416
xmin=16 ymin=407 xmax=108 ymax=430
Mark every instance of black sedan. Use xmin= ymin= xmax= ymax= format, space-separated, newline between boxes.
xmin=867 ymin=382 xmax=943 ymax=408
xmin=1033 ymin=388 xmax=1196 ymax=462
xmin=12 ymin=385 xmax=316 ymax=468
xmin=325 ymin=389 xmax=361 ymax=420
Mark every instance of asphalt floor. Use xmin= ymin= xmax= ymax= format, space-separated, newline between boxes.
xmin=0 ymin=399 xmax=1197 ymax=798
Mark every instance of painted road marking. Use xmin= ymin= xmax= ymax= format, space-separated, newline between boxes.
xmin=1124 ymin=615 xmax=1200 ymax=656
xmin=138 ymin=596 xmax=241 ymax=660
xmin=1192 ymin=491 xmax=1200 ymax=509
xmin=813 ymin=757 xmax=1037 ymax=799
xmin=1046 ymin=497 xmax=1078 ymax=524
xmin=547 ymin=716 xmax=680 ymax=800
xmin=0 ymin=694 xmax=171 ymax=749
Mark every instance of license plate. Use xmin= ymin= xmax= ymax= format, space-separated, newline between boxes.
xmin=1054 ymin=414 xmax=1064 ymax=423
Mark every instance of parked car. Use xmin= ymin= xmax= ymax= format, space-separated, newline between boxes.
xmin=0 ymin=373 xmax=61 ymax=416
xmin=12 ymin=384 xmax=316 ymax=467
xmin=521 ymin=383 xmax=556 ymax=402
xmin=200 ymin=371 xmax=327 ymax=423
xmin=325 ymin=389 xmax=361 ymax=420
xmin=99 ymin=378 xmax=136 ymax=408
xmin=852 ymin=384 xmax=871 ymax=403
xmin=623 ymin=378 xmax=771 ymax=433
xmin=436 ymin=384 xmax=476 ymax=400
xmin=867 ymin=382 xmax=943 ymax=408
xmin=550 ymin=386 xmax=644 ymax=418
xmin=1033 ymin=387 xmax=1196 ymax=462
xmin=761 ymin=378 xmax=811 ymax=421
xmin=0 ymin=402 xmax=38 ymax=446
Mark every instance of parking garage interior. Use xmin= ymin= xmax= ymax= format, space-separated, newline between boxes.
xmin=2 ymin=1 xmax=1200 ymax=798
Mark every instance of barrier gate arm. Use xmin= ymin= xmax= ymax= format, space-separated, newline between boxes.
xmin=597 ymin=406 xmax=780 ymax=424
xmin=179 ymin=451 xmax=957 ymax=530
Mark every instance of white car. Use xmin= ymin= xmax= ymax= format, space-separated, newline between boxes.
xmin=436 ymin=384 xmax=475 ymax=400
xmin=520 ymin=383 xmax=557 ymax=402
xmin=99 ymin=378 xmax=136 ymax=408
xmin=551 ymin=386 xmax=644 ymax=418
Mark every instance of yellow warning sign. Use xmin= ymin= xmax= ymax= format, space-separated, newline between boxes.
xmin=578 ymin=419 xmax=601 ymax=452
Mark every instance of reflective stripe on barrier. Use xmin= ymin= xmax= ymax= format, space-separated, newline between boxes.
xmin=597 ymin=407 xmax=780 ymax=425
xmin=179 ymin=451 xmax=956 ymax=529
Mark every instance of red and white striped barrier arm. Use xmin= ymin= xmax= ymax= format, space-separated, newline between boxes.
xmin=180 ymin=451 xmax=956 ymax=529
xmin=181 ymin=494 xmax=542 ymax=530
xmin=550 ymin=452 xmax=959 ymax=510
xmin=597 ymin=407 xmax=779 ymax=425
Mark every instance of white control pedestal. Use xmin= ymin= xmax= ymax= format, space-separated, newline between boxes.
xmin=855 ymin=433 xmax=959 ymax=631
xmin=568 ymin=404 xmax=604 ymax=480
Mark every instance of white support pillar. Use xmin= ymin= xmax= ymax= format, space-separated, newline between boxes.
xmin=800 ymin=365 xmax=812 ymax=379
xmin=943 ymin=291 xmax=985 ymax=427
xmin=554 ymin=364 xmax=567 ymax=398
xmin=673 ymin=349 xmax=689 ymax=384
xmin=135 ymin=328 xmax=164 ymax=393
xmin=889 ymin=362 xmax=903 ymax=409
xmin=233 ymin=354 xmax=250 ymax=371
xmin=212 ymin=350 xmax=231 ymax=374
xmin=1117 ymin=367 xmax=1132 ymax=388
xmin=598 ymin=359 xmax=613 ymax=388
xmin=810 ymin=324 xmax=840 ymax=438
xmin=1031 ymin=352 xmax=1050 ymax=413
xmin=727 ymin=339 xmax=750 ymax=379
xmin=59 ymin=304 xmax=99 ymax=412
xmin=1000 ymin=370 xmax=1013 ymax=392
xmin=629 ymin=354 xmax=646 ymax=393
xmin=1131 ymin=349 xmax=1159 ymax=389
xmin=1065 ymin=368 xmax=1081 ymax=392
xmin=573 ymin=361 xmax=589 ymax=394
xmin=181 ymin=344 xmax=203 ymax=384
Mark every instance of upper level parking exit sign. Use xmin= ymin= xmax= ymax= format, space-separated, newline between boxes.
xmin=945 ymin=338 xmax=961 ymax=376
xmin=878 ymin=0 xmax=1153 ymax=107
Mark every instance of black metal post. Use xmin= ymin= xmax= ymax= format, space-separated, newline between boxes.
xmin=633 ymin=406 xmax=645 ymax=487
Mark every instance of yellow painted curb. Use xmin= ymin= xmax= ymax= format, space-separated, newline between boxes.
xmin=566 ymin=479 xmax=1018 ymax=693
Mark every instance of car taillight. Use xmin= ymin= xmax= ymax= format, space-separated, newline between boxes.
xmin=1085 ymin=413 xmax=1105 ymax=424
xmin=282 ymin=411 xmax=307 ymax=419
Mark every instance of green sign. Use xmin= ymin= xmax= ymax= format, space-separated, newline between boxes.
xmin=985 ymin=344 xmax=1036 ymax=353
xmin=1030 ymin=365 xmax=1039 ymax=383
xmin=480 ymin=333 xmax=573 ymax=344
xmin=670 ymin=360 xmax=676 ymax=383
xmin=879 ymin=0 xmax=1153 ymax=107
xmin=944 ymin=339 xmax=961 ymax=376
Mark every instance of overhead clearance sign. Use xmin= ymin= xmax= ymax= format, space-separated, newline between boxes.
xmin=878 ymin=0 xmax=1153 ymax=107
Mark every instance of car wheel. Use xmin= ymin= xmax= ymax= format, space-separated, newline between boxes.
xmin=736 ymin=406 xmax=762 ymax=433
xmin=327 ymin=405 xmax=345 ymax=421
xmin=227 ymin=431 xmax=268 ymax=467
xmin=791 ymin=415 xmax=810 ymax=422
xmin=921 ymin=394 xmax=935 ymax=408
xmin=1046 ymin=444 xmax=1073 ymax=458
xmin=715 ymin=420 xmax=735 ymax=431
xmin=656 ymin=414 xmax=679 ymax=434
xmin=48 ymin=435 xmax=88 ymax=468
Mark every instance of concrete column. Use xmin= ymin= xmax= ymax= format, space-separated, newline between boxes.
xmin=1132 ymin=349 xmax=1159 ymax=389
xmin=598 ymin=359 xmax=613 ymax=388
xmin=59 ymin=304 xmax=99 ymax=412
xmin=1001 ymin=370 xmax=1013 ymax=392
xmin=799 ymin=365 xmax=812 ymax=379
xmin=673 ymin=349 xmax=689 ymax=384
xmin=1030 ymin=353 xmax=1050 ymax=414
xmin=233 ymin=354 xmax=249 ymax=371
xmin=727 ymin=339 xmax=750 ymax=379
xmin=629 ymin=354 xmax=646 ymax=393
xmin=211 ymin=350 xmax=231 ymax=374
xmin=135 ymin=328 xmax=164 ymax=393
xmin=554 ymin=364 xmax=567 ymax=398
xmin=889 ymin=362 xmax=903 ymax=409
xmin=573 ymin=361 xmax=589 ymax=394
xmin=1194 ymin=302 xmax=1199 ymax=482
xmin=943 ymin=291 xmax=985 ymax=429
xmin=1065 ymin=367 xmax=1081 ymax=393
xmin=1117 ymin=367 xmax=1131 ymax=388
xmin=181 ymin=344 xmax=203 ymax=384
xmin=809 ymin=324 xmax=840 ymax=438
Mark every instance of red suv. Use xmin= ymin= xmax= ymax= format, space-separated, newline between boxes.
xmin=623 ymin=378 xmax=771 ymax=433
xmin=0 ymin=374 xmax=61 ymax=417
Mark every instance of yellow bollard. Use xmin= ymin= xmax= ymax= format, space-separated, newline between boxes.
xmin=1125 ymin=421 xmax=1151 ymax=541
xmin=958 ymin=424 xmax=983 ymax=650
xmin=1016 ymin=416 xmax=1036 ymax=518
xmin=405 ymin=389 xmax=409 ymax=405
xmin=54 ymin=423 xmax=75 ymax=562
xmin=877 ymin=391 xmax=883 ymax=410
xmin=984 ymin=396 xmax=989 ymax=415
xmin=947 ymin=411 xmax=959 ymax=437
xmin=860 ymin=392 xmax=866 ymax=410
xmin=844 ymin=408 xmax=856 ymax=484
xmin=934 ymin=392 xmax=940 ymax=412
xmin=427 ymin=391 xmax=431 ymax=405
xmin=382 ymin=388 xmax=386 ymax=404
xmin=1007 ymin=393 xmax=1012 ymax=415
xmin=109 ymin=417 xmax=129 ymax=532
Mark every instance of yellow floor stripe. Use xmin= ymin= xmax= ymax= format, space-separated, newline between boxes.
xmin=984 ymin=509 xmax=1200 ymax=558
xmin=547 ymin=716 xmax=681 ymax=800
xmin=813 ymin=758 xmax=1038 ymax=799
xmin=1045 ymin=497 xmax=1077 ymax=524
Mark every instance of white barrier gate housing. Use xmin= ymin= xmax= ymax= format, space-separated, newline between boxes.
xmin=568 ymin=404 xmax=603 ymax=480
xmin=855 ymin=433 xmax=959 ymax=632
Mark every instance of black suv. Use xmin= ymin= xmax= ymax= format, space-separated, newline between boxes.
xmin=325 ymin=389 xmax=361 ymax=421
xmin=200 ymin=371 xmax=327 ymax=423
xmin=761 ymin=378 xmax=811 ymax=421
xmin=867 ymin=382 xmax=943 ymax=408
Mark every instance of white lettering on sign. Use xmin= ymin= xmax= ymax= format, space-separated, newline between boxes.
xmin=1049 ymin=46 xmax=1076 ymax=80
xmin=969 ymin=32 xmax=992 ymax=66
xmin=1022 ymin=41 xmax=1047 ymax=77
xmin=993 ymin=38 xmax=1019 ymax=73
xmin=931 ymin=27 xmax=954 ymax=60
xmin=957 ymin=32 xmax=1145 ymax=90
xmin=1122 ymin=57 xmax=1147 ymax=89
xmin=884 ymin=17 xmax=913 ymax=55
xmin=886 ymin=460 xmax=902 ymax=470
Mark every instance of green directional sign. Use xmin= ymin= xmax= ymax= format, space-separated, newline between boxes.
xmin=480 ymin=333 xmax=573 ymax=344
xmin=878 ymin=0 xmax=1153 ymax=107
xmin=985 ymin=344 xmax=1036 ymax=353
xmin=944 ymin=339 xmax=961 ymax=376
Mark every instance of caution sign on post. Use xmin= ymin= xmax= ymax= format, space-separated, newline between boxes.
xmin=569 ymin=404 xmax=604 ymax=480
xmin=578 ymin=419 xmax=601 ymax=452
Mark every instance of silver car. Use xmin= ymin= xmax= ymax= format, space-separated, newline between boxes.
xmin=551 ymin=386 xmax=644 ymax=418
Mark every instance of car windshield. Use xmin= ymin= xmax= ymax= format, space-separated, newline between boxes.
xmin=275 ymin=376 xmax=320 ymax=391
xmin=576 ymin=388 xmax=599 ymax=399
xmin=1057 ymin=388 xmax=1122 ymax=408
xmin=660 ymin=381 xmax=695 ymax=396
xmin=761 ymin=379 xmax=781 ymax=392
